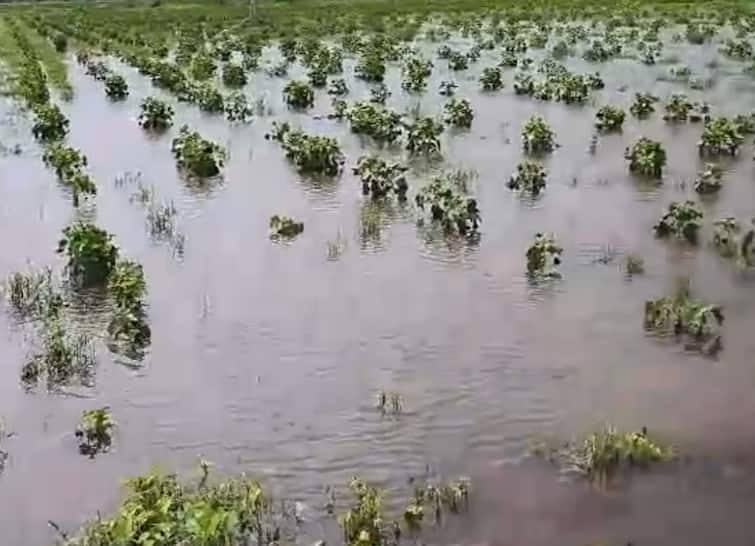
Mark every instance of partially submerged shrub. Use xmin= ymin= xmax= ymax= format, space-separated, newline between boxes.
xmin=194 ymin=83 xmax=225 ymax=113
xmin=138 ymin=97 xmax=174 ymax=131
xmin=479 ymin=67 xmax=503 ymax=91
xmin=402 ymin=56 xmax=433 ymax=93
xmin=31 ymin=103 xmax=69 ymax=142
xmin=448 ymin=50 xmax=469 ymax=71
xmin=405 ymin=117 xmax=444 ymax=155
xmin=645 ymin=282 xmax=723 ymax=345
xmin=663 ymin=94 xmax=693 ymax=122
xmin=269 ymin=122 xmax=344 ymax=175
xmin=654 ymin=200 xmax=703 ymax=243
xmin=694 ymin=163 xmax=724 ymax=194
xmin=526 ymin=232 xmax=562 ymax=277
xmin=224 ymin=92 xmax=253 ymax=123
xmin=713 ymin=217 xmax=755 ymax=266
xmin=698 ymin=117 xmax=744 ymax=156
xmin=722 ymin=38 xmax=753 ymax=60
xmin=630 ymin=92 xmax=658 ymax=119
xmin=551 ymin=425 xmax=672 ymax=483
xmin=347 ymin=102 xmax=402 ymax=144
xmin=76 ymin=407 xmax=115 ymax=457
xmin=269 ymin=215 xmax=304 ymax=240
xmin=625 ymin=137 xmax=666 ymax=178
xmin=355 ymin=50 xmax=386 ymax=82
xmin=595 ymin=105 xmax=625 ymax=132
xmin=104 ymin=73 xmax=129 ymax=100
xmin=353 ymin=155 xmax=408 ymax=199
xmin=222 ymin=63 xmax=247 ymax=88
xmin=171 ymin=125 xmax=227 ymax=177
xmin=522 ymin=115 xmax=555 ymax=153
xmin=443 ymin=98 xmax=474 ymax=128
xmin=57 ymin=223 xmax=119 ymax=286
xmin=283 ymin=80 xmax=314 ymax=109
xmin=42 ymin=143 xmax=96 ymax=202
xmin=415 ymin=172 xmax=480 ymax=235
xmin=508 ymin=161 xmax=547 ymax=196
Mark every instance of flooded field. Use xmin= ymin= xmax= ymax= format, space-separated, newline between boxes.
xmin=2 ymin=3 xmax=755 ymax=544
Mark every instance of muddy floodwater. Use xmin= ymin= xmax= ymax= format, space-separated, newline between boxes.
xmin=2 ymin=31 xmax=755 ymax=545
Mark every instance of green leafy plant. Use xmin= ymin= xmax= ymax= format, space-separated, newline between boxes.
xmin=625 ymin=137 xmax=666 ymax=178
xmin=138 ymin=97 xmax=174 ymax=131
xmin=347 ymin=102 xmax=403 ymax=144
xmin=405 ymin=117 xmax=444 ymax=155
xmin=694 ymin=163 xmax=724 ymax=194
xmin=355 ymin=50 xmax=386 ymax=82
xmin=283 ymin=80 xmax=315 ymax=109
xmin=402 ymin=56 xmax=433 ymax=93
xmin=698 ymin=117 xmax=744 ymax=156
xmin=63 ymin=466 xmax=286 ymax=546
xmin=526 ymin=232 xmax=562 ymax=277
xmin=189 ymin=54 xmax=216 ymax=80
xmin=222 ymin=63 xmax=247 ymax=88
xmin=31 ymin=103 xmax=69 ymax=142
xmin=630 ymin=92 xmax=658 ymax=118
xmin=645 ymin=281 xmax=723 ymax=343
xmin=443 ymin=98 xmax=473 ymax=128
xmin=340 ymin=477 xmax=388 ymax=546
xmin=522 ymin=115 xmax=555 ymax=153
xmin=224 ymin=92 xmax=253 ymax=123
xmin=663 ymin=94 xmax=693 ymax=122
xmin=553 ymin=425 xmax=672 ymax=483
xmin=42 ymin=143 xmax=97 ymax=202
xmin=654 ymin=200 xmax=703 ymax=243
xmin=595 ymin=105 xmax=625 ymax=132
xmin=507 ymin=160 xmax=547 ymax=196
xmin=415 ymin=172 xmax=480 ymax=235
xmin=479 ymin=67 xmax=503 ymax=91
xmin=194 ymin=83 xmax=225 ymax=113
xmin=269 ymin=215 xmax=304 ymax=240
xmin=104 ymin=73 xmax=129 ymax=100
xmin=448 ymin=50 xmax=469 ymax=71
xmin=713 ymin=217 xmax=755 ymax=266
xmin=353 ymin=155 xmax=408 ymax=199
xmin=57 ymin=223 xmax=119 ymax=286
xmin=171 ymin=125 xmax=227 ymax=177
xmin=76 ymin=407 xmax=115 ymax=457
xmin=269 ymin=122 xmax=344 ymax=175
xmin=722 ymin=38 xmax=753 ymax=59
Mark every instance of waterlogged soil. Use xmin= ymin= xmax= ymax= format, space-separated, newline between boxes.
xmin=3 ymin=30 xmax=755 ymax=545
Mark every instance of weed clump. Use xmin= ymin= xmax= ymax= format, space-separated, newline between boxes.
xmin=269 ymin=215 xmax=304 ymax=240
xmin=76 ymin=407 xmax=115 ymax=457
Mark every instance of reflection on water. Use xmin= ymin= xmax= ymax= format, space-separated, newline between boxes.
xmin=2 ymin=28 xmax=755 ymax=546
